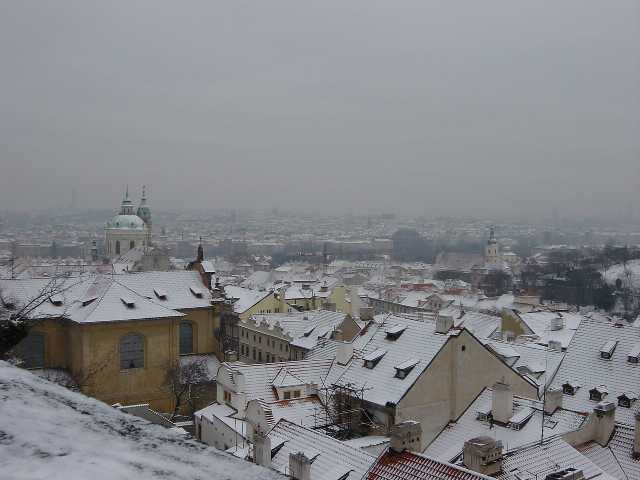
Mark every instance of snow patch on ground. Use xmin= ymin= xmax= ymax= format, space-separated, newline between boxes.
xmin=0 ymin=362 xmax=278 ymax=480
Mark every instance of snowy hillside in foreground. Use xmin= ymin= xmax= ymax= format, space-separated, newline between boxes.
xmin=0 ymin=362 xmax=279 ymax=480
xmin=603 ymin=259 xmax=640 ymax=289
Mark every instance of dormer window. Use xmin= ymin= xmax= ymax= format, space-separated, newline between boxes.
xmin=617 ymin=392 xmax=637 ymax=408
xmin=190 ymin=286 xmax=203 ymax=298
xmin=600 ymin=341 xmax=617 ymax=359
xmin=628 ymin=344 xmax=640 ymax=364
xmin=394 ymin=358 xmax=419 ymax=379
xmin=589 ymin=386 xmax=608 ymax=401
xmin=385 ymin=324 xmax=407 ymax=340
xmin=363 ymin=349 xmax=387 ymax=369
xmin=562 ymin=382 xmax=580 ymax=396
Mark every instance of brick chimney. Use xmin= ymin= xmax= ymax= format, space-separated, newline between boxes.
xmin=253 ymin=429 xmax=271 ymax=468
xmin=492 ymin=381 xmax=513 ymax=424
xmin=390 ymin=421 xmax=423 ymax=453
xmin=463 ymin=436 xmax=503 ymax=476
xmin=289 ymin=452 xmax=312 ymax=480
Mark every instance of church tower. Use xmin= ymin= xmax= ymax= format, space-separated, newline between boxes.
xmin=485 ymin=226 xmax=500 ymax=266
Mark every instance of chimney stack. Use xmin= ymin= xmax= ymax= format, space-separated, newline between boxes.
xmin=544 ymin=387 xmax=563 ymax=414
xmin=336 ymin=340 xmax=354 ymax=366
xmin=435 ymin=313 xmax=454 ymax=334
xmin=593 ymin=401 xmax=616 ymax=446
xmin=492 ymin=381 xmax=513 ymax=424
xmin=225 ymin=350 xmax=239 ymax=362
xmin=253 ymin=429 xmax=271 ymax=468
xmin=463 ymin=436 xmax=503 ymax=476
xmin=390 ymin=421 xmax=423 ymax=453
xmin=289 ymin=452 xmax=312 ymax=480
xmin=359 ymin=306 xmax=374 ymax=322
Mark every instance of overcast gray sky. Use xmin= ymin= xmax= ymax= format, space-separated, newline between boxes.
xmin=0 ymin=1 xmax=638 ymax=218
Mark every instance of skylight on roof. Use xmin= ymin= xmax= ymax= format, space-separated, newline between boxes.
xmin=190 ymin=286 xmax=203 ymax=298
xmin=628 ymin=343 xmax=640 ymax=364
xmin=153 ymin=288 xmax=167 ymax=299
xmin=120 ymin=296 xmax=135 ymax=308
xmin=363 ymin=349 xmax=387 ymax=369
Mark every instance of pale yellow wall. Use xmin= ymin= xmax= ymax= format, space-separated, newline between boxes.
xmin=500 ymin=309 xmax=530 ymax=338
xmin=26 ymin=305 xmax=219 ymax=413
xmin=397 ymin=331 xmax=538 ymax=446
xmin=328 ymin=285 xmax=348 ymax=313
xmin=238 ymin=293 xmax=284 ymax=321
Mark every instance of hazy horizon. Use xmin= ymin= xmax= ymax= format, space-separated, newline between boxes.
xmin=1 ymin=1 xmax=638 ymax=218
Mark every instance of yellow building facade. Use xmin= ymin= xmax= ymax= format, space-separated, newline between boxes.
xmin=2 ymin=271 xmax=220 ymax=413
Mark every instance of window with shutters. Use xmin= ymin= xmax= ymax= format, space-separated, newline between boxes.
xmin=120 ymin=333 xmax=144 ymax=369
xmin=16 ymin=332 xmax=45 ymax=368
xmin=179 ymin=322 xmax=194 ymax=355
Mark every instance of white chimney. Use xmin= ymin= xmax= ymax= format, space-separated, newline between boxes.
xmin=463 ymin=436 xmax=503 ymax=476
xmin=336 ymin=341 xmax=354 ymax=366
xmin=253 ymin=430 xmax=271 ymax=467
xmin=350 ymin=288 xmax=361 ymax=319
xmin=435 ymin=314 xmax=454 ymax=334
xmin=390 ymin=421 xmax=423 ymax=453
xmin=544 ymin=387 xmax=563 ymax=414
xmin=289 ymin=452 xmax=312 ymax=480
xmin=593 ymin=401 xmax=616 ymax=446
xmin=634 ymin=412 xmax=640 ymax=459
xmin=492 ymin=381 xmax=513 ymax=424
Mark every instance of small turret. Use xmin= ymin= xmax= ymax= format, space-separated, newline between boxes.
xmin=136 ymin=185 xmax=152 ymax=229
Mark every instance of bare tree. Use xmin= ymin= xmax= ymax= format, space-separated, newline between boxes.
xmin=164 ymin=357 xmax=209 ymax=419
xmin=0 ymin=277 xmax=67 ymax=359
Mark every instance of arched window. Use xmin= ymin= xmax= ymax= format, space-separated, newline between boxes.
xmin=120 ymin=333 xmax=144 ymax=369
xmin=115 ymin=240 xmax=121 ymax=255
xmin=179 ymin=322 xmax=194 ymax=355
xmin=16 ymin=331 xmax=45 ymax=368
xmin=130 ymin=240 xmax=135 ymax=249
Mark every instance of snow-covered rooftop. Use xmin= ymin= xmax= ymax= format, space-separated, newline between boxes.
xmin=549 ymin=318 xmax=640 ymax=426
xmin=0 ymin=361 xmax=279 ymax=480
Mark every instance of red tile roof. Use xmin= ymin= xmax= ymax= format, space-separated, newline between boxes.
xmin=367 ymin=450 xmax=492 ymax=480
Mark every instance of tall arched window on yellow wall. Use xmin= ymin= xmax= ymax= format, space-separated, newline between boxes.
xmin=120 ymin=333 xmax=144 ymax=369
xmin=179 ymin=322 xmax=194 ymax=355
xmin=130 ymin=240 xmax=135 ymax=249
xmin=115 ymin=240 xmax=121 ymax=255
